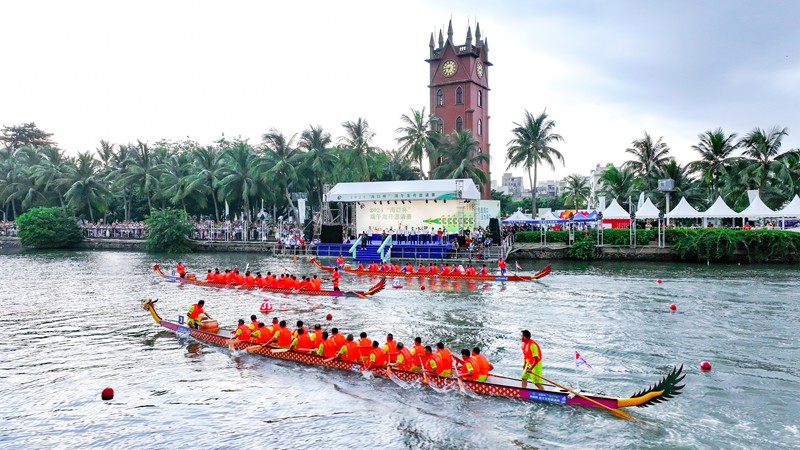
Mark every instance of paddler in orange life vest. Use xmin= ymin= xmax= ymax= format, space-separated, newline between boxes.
xmin=365 ymin=341 xmax=387 ymax=369
xmin=290 ymin=328 xmax=313 ymax=353
xmin=248 ymin=315 xmax=259 ymax=331
xmin=205 ymin=269 xmax=213 ymax=281
xmin=498 ymin=257 xmax=507 ymax=276
xmin=521 ymin=329 xmax=544 ymax=390
xmin=479 ymin=265 xmax=488 ymax=276
xmin=471 ymin=347 xmax=494 ymax=382
xmin=263 ymin=320 xmax=294 ymax=348
xmin=176 ymin=262 xmax=186 ymax=278
xmin=336 ymin=334 xmax=361 ymax=362
xmin=335 ymin=254 xmax=344 ymax=268
xmin=383 ymin=333 xmax=399 ymax=364
xmin=358 ymin=332 xmax=372 ymax=362
xmin=317 ymin=331 xmax=337 ymax=359
xmin=456 ymin=349 xmax=479 ymax=381
xmin=356 ymin=261 xmax=364 ymax=271
xmin=410 ymin=337 xmax=426 ymax=372
xmin=435 ymin=342 xmax=454 ymax=377
xmin=186 ymin=300 xmax=210 ymax=329
xmin=422 ymin=346 xmax=445 ymax=377
xmin=393 ymin=342 xmax=414 ymax=371
xmin=331 ymin=267 xmax=341 ymax=291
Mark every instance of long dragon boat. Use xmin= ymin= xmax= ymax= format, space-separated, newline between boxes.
xmin=142 ymin=298 xmax=684 ymax=414
xmin=310 ymin=258 xmax=551 ymax=282
xmin=153 ymin=264 xmax=386 ymax=298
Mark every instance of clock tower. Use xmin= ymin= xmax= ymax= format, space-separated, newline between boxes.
xmin=427 ymin=20 xmax=492 ymax=199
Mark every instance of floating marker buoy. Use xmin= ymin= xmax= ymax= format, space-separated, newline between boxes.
xmin=260 ymin=299 xmax=273 ymax=313
xmin=101 ymin=387 xmax=114 ymax=401
xmin=669 ymin=304 xmax=677 ymax=311
xmin=392 ymin=279 xmax=403 ymax=289
xmin=700 ymin=361 xmax=712 ymax=371
xmin=657 ymin=279 xmax=663 ymax=284
xmin=326 ymin=313 xmax=333 ymax=321
xmin=420 ymin=285 xmax=426 ymax=290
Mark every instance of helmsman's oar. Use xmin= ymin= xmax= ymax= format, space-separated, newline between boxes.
xmin=536 ymin=374 xmax=634 ymax=420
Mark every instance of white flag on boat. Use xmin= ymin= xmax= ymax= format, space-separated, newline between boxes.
xmin=575 ymin=351 xmax=593 ymax=369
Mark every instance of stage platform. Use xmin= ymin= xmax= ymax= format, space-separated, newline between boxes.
xmin=314 ymin=242 xmax=454 ymax=261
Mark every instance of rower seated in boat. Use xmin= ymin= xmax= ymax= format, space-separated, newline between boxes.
xmin=479 ymin=265 xmax=488 ymax=276
xmin=435 ymin=342 xmax=454 ymax=377
xmin=365 ymin=341 xmax=387 ymax=369
xmin=317 ymin=332 xmax=337 ymax=359
xmin=471 ymin=347 xmax=494 ymax=382
xmin=410 ymin=337 xmax=426 ymax=372
xmin=422 ymin=346 xmax=445 ymax=377
xmin=227 ymin=319 xmax=251 ymax=349
xmin=393 ymin=343 xmax=413 ymax=371
xmin=456 ymin=349 xmax=479 ymax=381
xmin=263 ymin=320 xmax=293 ymax=348
xmin=417 ymin=264 xmax=427 ymax=273
xmin=205 ymin=269 xmax=214 ymax=281
xmin=186 ymin=300 xmax=211 ymax=329
xmin=289 ymin=328 xmax=313 ymax=353
xmin=356 ymin=261 xmax=364 ymax=271
xmin=336 ymin=334 xmax=360 ymax=362
xmin=357 ymin=332 xmax=372 ymax=362
xmin=383 ymin=334 xmax=398 ymax=364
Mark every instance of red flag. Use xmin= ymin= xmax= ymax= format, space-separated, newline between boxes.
xmin=575 ymin=351 xmax=592 ymax=369
xmin=515 ymin=261 xmax=522 ymax=270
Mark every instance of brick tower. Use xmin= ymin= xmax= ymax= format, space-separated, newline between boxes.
xmin=427 ymin=20 xmax=491 ymax=199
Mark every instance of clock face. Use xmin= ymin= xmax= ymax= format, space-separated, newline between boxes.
xmin=476 ymin=62 xmax=484 ymax=78
xmin=441 ymin=60 xmax=457 ymax=77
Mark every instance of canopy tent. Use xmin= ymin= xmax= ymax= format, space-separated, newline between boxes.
xmin=703 ymin=196 xmax=739 ymax=218
xmin=326 ymin=179 xmax=481 ymax=202
xmin=666 ymin=197 xmax=704 ymax=219
xmin=502 ymin=210 xmax=536 ymax=224
xmin=539 ymin=212 xmax=568 ymax=224
xmin=601 ymin=199 xmax=631 ymax=219
xmin=740 ymin=195 xmax=782 ymax=218
xmin=777 ymin=195 xmax=800 ymax=217
xmin=634 ymin=198 xmax=662 ymax=219
xmin=573 ymin=210 xmax=598 ymax=222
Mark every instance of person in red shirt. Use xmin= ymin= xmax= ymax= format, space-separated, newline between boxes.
xmin=331 ymin=268 xmax=341 ymax=291
xmin=205 ymin=269 xmax=214 ymax=282
xmin=176 ymin=262 xmax=186 ymax=278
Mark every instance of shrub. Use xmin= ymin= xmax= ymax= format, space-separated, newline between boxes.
xmin=566 ymin=237 xmax=597 ymax=260
xmin=667 ymin=228 xmax=800 ymax=263
xmin=15 ymin=207 xmax=84 ymax=249
xmin=145 ymin=208 xmax=194 ymax=253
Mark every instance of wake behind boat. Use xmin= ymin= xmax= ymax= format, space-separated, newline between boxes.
xmin=310 ymin=258 xmax=551 ymax=282
xmin=142 ymin=298 xmax=684 ymax=416
xmin=153 ymin=264 xmax=385 ymax=298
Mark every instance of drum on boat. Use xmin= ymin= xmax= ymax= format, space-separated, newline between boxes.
xmin=199 ymin=320 xmax=219 ymax=332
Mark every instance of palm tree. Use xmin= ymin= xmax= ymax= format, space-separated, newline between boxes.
xmin=340 ymin=118 xmax=378 ymax=182
xmin=1 ymin=146 xmax=45 ymax=215
xmin=106 ymin=144 xmax=134 ymax=221
xmin=298 ymin=125 xmax=336 ymax=206
xmin=378 ymin=150 xmax=422 ymax=181
xmin=562 ymin=174 xmax=590 ymax=209
xmin=160 ymin=150 xmax=194 ymax=211
xmin=395 ymin=107 xmax=440 ymax=178
xmin=65 ymin=152 xmax=110 ymax=222
xmin=687 ymin=128 xmax=739 ymax=198
xmin=655 ymin=160 xmax=702 ymax=209
xmin=506 ymin=109 xmax=565 ymax=216
xmin=624 ymin=132 xmax=672 ymax=191
xmin=599 ymin=165 xmax=636 ymax=205
xmin=185 ymin=146 xmax=224 ymax=221
xmin=33 ymin=146 xmax=75 ymax=208
xmin=217 ymin=141 xmax=265 ymax=222
xmin=432 ymin=131 xmax=491 ymax=190
xmin=262 ymin=129 xmax=301 ymax=220
xmin=739 ymin=126 xmax=793 ymax=192
xmin=119 ymin=141 xmax=163 ymax=213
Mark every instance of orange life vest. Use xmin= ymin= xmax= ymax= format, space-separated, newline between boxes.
xmin=256 ymin=327 xmax=270 ymax=344
xmin=473 ymin=354 xmax=491 ymax=377
xmin=358 ymin=338 xmax=372 ymax=359
xmin=411 ymin=343 xmax=426 ymax=367
xmin=310 ymin=329 xmax=323 ymax=346
xmin=396 ymin=347 xmax=413 ymax=371
xmin=233 ymin=324 xmax=250 ymax=341
xmin=295 ymin=333 xmax=312 ymax=351
xmin=460 ymin=356 xmax=479 ymax=380
xmin=522 ymin=338 xmax=542 ymax=366
xmin=332 ymin=271 xmax=340 ymax=287
xmin=276 ymin=326 xmax=293 ymax=347
xmin=187 ymin=304 xmax=204 ymax=319
xmin=384 ymin=340 xmax=398 ymax=363
xmin=176 ymin=263 xmax=186 ymax=275
xmin=426 ymin=353 xmax=444 ymax=375
xmin=341 ymin=341 xmax=360 ymax=362
xmin=245 ymin=275 xmax=255 ymax=286
xmin=331 ymin=333 xmax=346 ymax=351
xmin=205 ymin=272 xmax=214 ymax=281
xmin=369 ymin=347 xmax=387 ymax=367
xmin=321 ymin=337 xmax=337 ymax=358
xmin=437 ymin=348 xmax=454 ymax=371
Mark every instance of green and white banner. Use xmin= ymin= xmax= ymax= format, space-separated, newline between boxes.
xmin=355 ymin=199 xmax=499 ymax=233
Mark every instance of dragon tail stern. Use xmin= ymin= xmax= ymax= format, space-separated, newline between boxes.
xmin=617 ymin=365 xmax=686 ymax=408
xmin=533 ymin=265 xmax=552 ymax=279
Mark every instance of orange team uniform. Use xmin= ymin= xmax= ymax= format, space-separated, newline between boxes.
xmin=384 ymin=340 xmax=398 ymax=363
xmin=332 ymin=271 xmax=340 ymax=289
xmin=358 ymin=337 xmax=372 ymax=360
xmin=309 ymin=329 xmax=324 ymax=348
xmin=441 ymin=266 xmax=451 ymax=275
xmin=338 ymin=340 xmax=360 ymax=362
xmin=436 ymin=347 xmax=454 ymax=376
xmin=411 ymin=343 xmax=426 ymax=370
xmin=231 ymin=324 xmax=251 ymax=341
xmin=459 ymin=356 xmax=479 ymax=381
xmin=396 ymin=347 xmax=414 ymax=371
xmin=425 ymin=353 xmax=444 ymax=375
xmin=473 ymin=354 xmax=493 ymax=382
xmin=245 ymin=274 xmax=255 ymax=286
xmin=331 ymin=333 xmax=347 ymax=351
xmin=292 ymin=333 xmax=313 ymax=352
xmin=318 ymin=337 xmax=337 ymax=359
xmin=367 ymin=346 xmax=387 ymax=368
xmin=176 ymin=263 xmax=186 ymax=276
xmin=273 ymin=326 xmax=293 ymax=348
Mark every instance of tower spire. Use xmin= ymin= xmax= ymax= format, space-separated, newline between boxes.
xmin=429 ymin=32 xmax=435 ymax=48
xmin=447 ymin=19 xmax=453 ymax=42
xmin=465 ymin=25 xmax=472 ymax=48
xmin=438 ymin=30 xmax=444 ymax=48
xmin=476 ymin=22 xmax=482 ymax=45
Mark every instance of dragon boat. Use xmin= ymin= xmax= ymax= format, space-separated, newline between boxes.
xmin=153 ymin=264 xmax=386 ymax=298
xmin=142 ymin=298 xmax=684 ymax=415
xmin=310 ymin=258 xmax=551 ymax=282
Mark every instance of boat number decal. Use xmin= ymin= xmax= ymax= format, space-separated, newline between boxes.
xmin=178 ymin=315 xmax=185 ymax=325
xmin=495 ymin=277 xmax=508 ymax=281
xmin=177 ymin=326 xmax=191 ymax=337
xmin=528 ymin=391 xmax=567 ymax=404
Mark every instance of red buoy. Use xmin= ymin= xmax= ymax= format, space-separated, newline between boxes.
xmin=657 ymin=279 xmax=663 ymax=284
xmin=326 ymin=313 xmax=332 ymax=321
xmin=420 ymin=285 xmax=426 ymax=290
xmin=700 ymin=361 xmax=712 ymax=371
xmin=101 ymin=387 xmax=114 ymax=401
xmin=669 ymin=304 xmax=677 ymax=311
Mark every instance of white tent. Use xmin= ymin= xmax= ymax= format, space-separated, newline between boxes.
xmin=502 ymin=210 xmax=536 ymax=224
xmin=666 ymin=197 xmax=704 ymax=219
xmin=777 ymin=195 xmax=800 ymax=217
xmin=601 ymin=198 xmax=631 ymax=219
xmin=739 ymin=195 xmax=781 ymax=218
xmin=634 ymin=198 xmax=662 ymax=219
xmin=703 ymin=196 xmax=739 ymax=218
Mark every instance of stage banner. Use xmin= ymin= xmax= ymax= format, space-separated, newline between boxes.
xmin=475 ymin=200 xmax=500 ymax=228
xmin=356 ymin=200 xmax=483 ymax=233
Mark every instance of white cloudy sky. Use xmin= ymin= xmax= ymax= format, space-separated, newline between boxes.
xmin=2 ymin=0 xmax=798 ymax=187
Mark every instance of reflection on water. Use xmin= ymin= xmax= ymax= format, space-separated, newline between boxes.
xmin=0 ymin=251 xmax=798 ymax=448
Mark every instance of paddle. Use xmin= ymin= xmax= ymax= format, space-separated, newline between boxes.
xmin=347 ymin=290 xmax=367 ymax=299
xmin=535 ymin=374 xmax=634 ymax=420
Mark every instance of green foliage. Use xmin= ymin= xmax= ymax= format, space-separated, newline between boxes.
xmin=514 ymin=230 xmax=570 ymax=243
xmin=667 ymin=228 xmax=800 ymax=263
xmin=601 ymin=228 xmax=656 ymax=245
xmin=145 ymin=208 xmax=194 ymax=253
xmin=566 ymin=237 xmax=597 ymax=260
xmin=15 ymin=207 xmax=83 ymax=249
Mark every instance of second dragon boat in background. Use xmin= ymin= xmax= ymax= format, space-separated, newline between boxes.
xmin=310 ymin=258 xmax=551 ymax=282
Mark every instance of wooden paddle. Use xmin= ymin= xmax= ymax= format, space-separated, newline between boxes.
xmin=536 ymin=374 xmax=634 ymax=419
xmin=347 ymin=290 xmax=367 ymax=299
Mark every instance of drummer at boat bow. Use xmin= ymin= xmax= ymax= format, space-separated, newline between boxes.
xmin=186 ymin=300 xmax=210 ymax=329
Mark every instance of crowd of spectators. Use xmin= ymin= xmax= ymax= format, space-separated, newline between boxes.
xmin=83 ymin=221 xmax=147 ymax=238
xmin=0 ymin=221 xmax=16 ymax=236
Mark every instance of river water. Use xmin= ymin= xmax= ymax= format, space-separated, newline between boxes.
xmin=0 ymin=250 xmax=798 ymax=449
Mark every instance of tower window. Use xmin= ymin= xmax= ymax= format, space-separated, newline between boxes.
xmin=478 ymin=147 xmax=483 ymax=153
xmin=477 ymin=90 xmax=482 ymax=107
xmin=456 ymin=116 xmax=463 ymax=132
xmin=456 ymin=86 xmax=463 ymax=105
xmin=438 ymin=120 xmax=444 ymax=133
xmin=477 ymin=119 xmax=483 ymax=136
xmin=437 ymin=89 xmax=444 ymax=106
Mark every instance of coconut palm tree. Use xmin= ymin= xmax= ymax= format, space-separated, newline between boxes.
xmin=395 ymin=107 xmax=441 ymax=178
xmin=599 ymin=165 xmax=636 ymax=205
xmin=739 ymin=126 xmax=793 ymax=192
xmin=217 ymin=141 xmax=265 ymax=222
xmin=185 ymin=146 xmax=224 ymax=221
xmin=655 ymin=160 xmax=702 ymax=209
xmin=106 ymin=144 xmax=135 ymax=221
xmin=562 ymin=174 xmax=590 ymax=209
xmin=378 ymin=150 xmax=421 ymax=181
xmin=624 ymin=132 xmax=672 ymax=191
xmin=33 ymin=146 xmax=75 ymax=208
xmin=432 ymin=131 xmax=490 ymax=190
xmin=340 ymin=118 xmax=378 ymax=182
xmin=298 ymin=125 xmax=336 ymax=206
xmin=262 ymin=129 xmax=300 ymax=221
xmin=506 ymin=109 xmax=565 ymax=215
xmin=119 ymin=141 xmax=163 ymax=213
xmin=160 ymin=150 xmax=194 ymax=211
xmin=1 ymin=146 xmax=45 ymax=215
xmin=688 ymin=128 xmax=739 ymax=198
xmin=65 ymin=152 xmax=110 ymax=222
